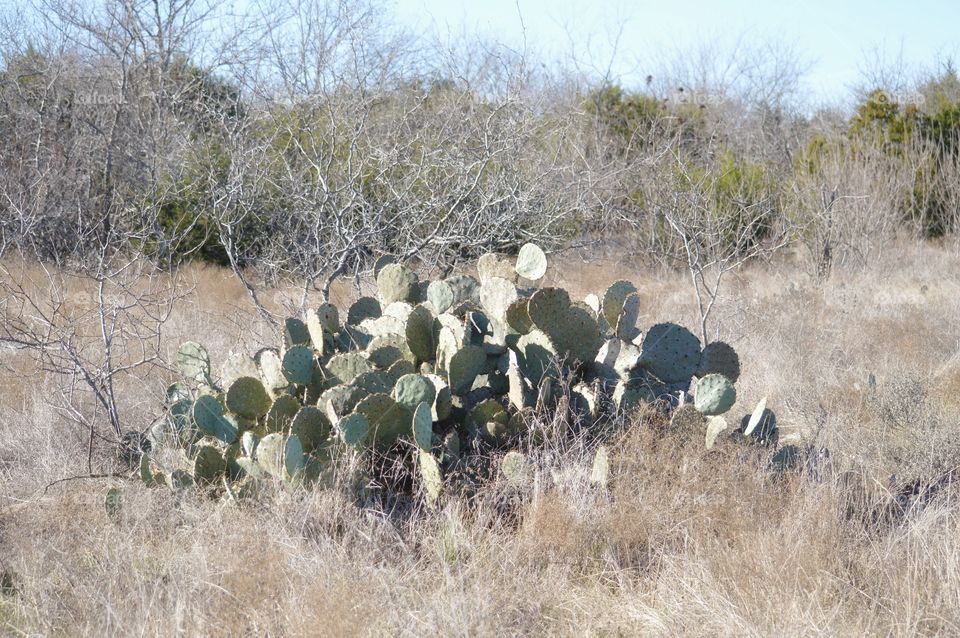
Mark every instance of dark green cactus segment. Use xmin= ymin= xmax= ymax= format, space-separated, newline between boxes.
xmin=601 ymin=280 xmax=637 ymax=334
xmin=405 ymin=305 xmax=437 ymax=362
xmin=290 ymin=406 xmax=332 ymax=453
xmin=320 ymin=384 xmax=364 ymax=422
xmin=280 ymin=346 xmax=315 ymax=387
xmin=505 ymin=298 xmax=534 ymax=334
xmin=527 ymin=287 xmax=571 ymax=331
xmin=226 ymin=376 xmax=272 ymax=419
xmin=377 ymin=263 xmax=419 ymax=304
xmin=412 ymin=401 xmax=433 ymax=451
xmin=516 ymin=329 xmax=557 ymax=385
xmin=469 ymin=398 xmax=511 ymax=444
xmin=193 ymin=395 xmax=238 ymax=444
xmin=353 ymin=370 xmax=393 ymax=395
xmin=266 ymin=394 xmax=300 ymax=432
xmin=193 ymin=444 xmax=226 ymax=484
xmin=427 ymin=280 xmax=455 ymax=313
xmin=545 ymin=305 xmax=603 ymax=365
xmin=348 ymin=296 xmax=382 ymax=325
xmin=177 ymin=341 xmax=211 ymax=383
xmin=697 ymin=341 xmax=741 ymax=383
xmin=338 ymin=413 xmax=369 ymax=447
xmin=694 ymin=374 xmax=737 ymax=416
xmin=325 ymin=352 xmax=371 ymax=385
xmin=448 ymin=344 xmax=486 ymax=394
xmin=283 ymin=318 xmax=311 ymax=349
xmin=386 ymin=359 xmax=417 ymax=382
xmin=314 ymin=303 xmax=340 ymax=333
xmin=640 ymin=322 xmax=701 ymax=383
xmin=368 ymin=333 xmax=416 ymax=365
xmin=368 ymin=344 xmax=404 ymax=369
xmin=355 ymin=393 xmax=411 ymax=446
xmin=515 ymin=243 xmax=547 ymax=280
xmin=393 ymin=373 xmax=437 ymax=410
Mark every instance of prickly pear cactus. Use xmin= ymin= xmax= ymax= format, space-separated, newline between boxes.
xmin=148 ymin=243 xmax=753 ymax=502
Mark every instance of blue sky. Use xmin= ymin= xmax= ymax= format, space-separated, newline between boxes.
xmin=390 ymin=0 xmax=959 ymax=104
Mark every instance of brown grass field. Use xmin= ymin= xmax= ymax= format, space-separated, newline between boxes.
xmin=3 ymin=242 xmax=960 ymax=636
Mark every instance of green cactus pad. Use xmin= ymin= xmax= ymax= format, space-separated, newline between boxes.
xmin=583 ymin=293 xmax=601 ymax=315
xmin=360 ymin=315 xmax=405 ymax=338
xmin=419 ymin=450 xmax=443 ymax=505
xmin=225 ymin=376 xmax=272 ymax=419
xmin=257 ymin=433 xmax=305 ymax=480
xmin=305 ymin=309 xmax=332 ymax=356
xmin=616 ymin=292 xmax=640 ymax=341
xmin=283 ymin=317 xmax=311 ymax=349
xmin=505 ymin=298 xmax=534 ymax=334
xmin=355 ymin=393 xmax=412 ymax=446
xmin=281 ymin=345 xmax=315 ymax=385
xmin=320 ymin=384 xmax=364 ymax=422
xmin=479 ymin=276 xmax=518 ymax=321
xmin=290 ymin=406 xmax=332 ymax=453
xmin=377 ymin=263 xmax=419 ymax=304
xmin=338 ymin=413 xmax=370 ymax=447
xmin=177 ymin=341 xmax=211 ymax=383
xmin=502 ymin=450 xmax=531 ymax=486
xmin=368 ymin=333 xmax=416 ymax=365
xmin=368 ymin=344 xmax=404 ymax=369
xmin=220 ymin=353 xmax=259 ymax=389
xmin=193 ymin=444 xmax=226 ymax=484
xmin=447 ymin=344 xmax=486 ymax=394
xmin=427 ymin=280 xmax=455 ymax=313
xmin=515 ymin=243 xmax=547 ymax=280
xmin=527 ymin=287 xmax=571 ymax=331
xmin=386 ymin=359 xmax=417 ymax=382
xmin=412 ymin=401 xmax=434 ymax=451
xmin=193 ymin=395 xmax=238 ymax=444
xmin=697 ymin=341 xmax=741 ymax=383
xmin=241 ymin=431 xmax=260 ymax=457
xmin=468 ymin=399 xmax=510 ymax=443
xmin=423 ymin=373 xmax=453 ymax=420
xmin=444 ymin=275 xmax=480 ymax=305
xmin=256 ymin=348 xmax=288 ymax=391
xmin=546 ymin=305 xmax=603 ymax=365
xmin=516 ymin=329 xmax=558 ymax=385
xmin=406 ymin=305 xmax=437 ymax=362
xmin=705 ymin=415 xmax=728 ymax=449
xmin=353 ymin=370 xmax=393 ymax=395
xmin=325 ymin=352 xmax=371 ymax=385
xmin=640 ymin=322 xmax=701 ymax=383
xmin=393 ymin=373 xmax=437 ymax=410
xmin=382 ymin=301 xmax=414 ymax=321
xmin=601 ymin=280 xmax=637 ymax=333
xmin=694 ymin=373 xmax=737 ymax=416
xmin=612 ymin=380 xmax=655 ymax=411
xmin=316 ymin=302 xmax=340 ymax=332
xmin=373 ymin=254 xmax=396 ymax=277
xmin=348 ymin=296 xmax=382 ymax=325
xmin=265 ymin=395 xmax=299 ymax=432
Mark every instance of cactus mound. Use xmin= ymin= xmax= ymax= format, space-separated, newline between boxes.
xmin=149 ymin=242 xmax=764 ymax=501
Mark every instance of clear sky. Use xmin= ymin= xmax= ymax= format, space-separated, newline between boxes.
xmin=389 ymin=0 xmax=959 ymax=104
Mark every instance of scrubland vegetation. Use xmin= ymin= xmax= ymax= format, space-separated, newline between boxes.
xmin=2 ymin=0 xmax=960 ymax=635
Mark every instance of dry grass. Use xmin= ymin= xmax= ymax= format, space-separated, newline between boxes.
xmin=3 ymin=241 xmax=960 ymax=636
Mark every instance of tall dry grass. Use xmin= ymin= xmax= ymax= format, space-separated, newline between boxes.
xmin=3 ymin=241 xmax=960 ymax=636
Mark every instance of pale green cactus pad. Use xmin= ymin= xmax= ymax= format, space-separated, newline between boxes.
xmin=193 ymin=395 xmax=238 ymax=444
xmin=697 ymin=341 xmax=741 ymax=383
xmin=281 ymin=345 xmax=315 ymax=386
xmin=226 ymin=376 xmax=272 ymax=419
xmin=256 ymin=348 xmax=288 ymax=391
xmin=590 ymin=445 xmax=610 ymax=487
xmin=743 ymin=396 xmax=768 ymax=437
xmin=478 ymin=253 xmax=519 ymax=283
xmin=393 ymin=373 xmax=437 ymax=410
xmin=353 ymin=370 xmax=393 ymax=395
xmin=515 ymin=329 xmax=557 ymax=385
xmin=325 ymin=352 xmax=371 ymax=385
xmin=220 ymin=353 xmax=259 ymax=389
xmin=257 ymin=433 xmax=305 ymax=481
xmin=616 ymin=292 xmax=640 ymax=341
xmin=377 ymin=263 xmax=419 ymax=304
xmin=427 ymin=280 xmax=455 ymax=313
xmin=515 ymin=243 xmax=547 ymax=280
xmin=705 ymin=415 xmax=728 ymax=449
xmin=479 ymin=276 xmax=518 ymax=321
xmin=640 ymin=322 xmax=701 ymax=383
xmin=368 ymin=333 xmax=416 ymax=365
xmin=241 ymin=431 xmax=260 ymax=457
xmin=601 ymin=280 xmax=637 ymax=334
xmin=348 ymin=296 xmax=382 ymax=325
xmin=412 ymin=401 xmax=434 ymax=451
xmin=177 ymin=341 xmax=211 ymax=383
xmin=694 ymin=373 xmax=737 ymax=416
